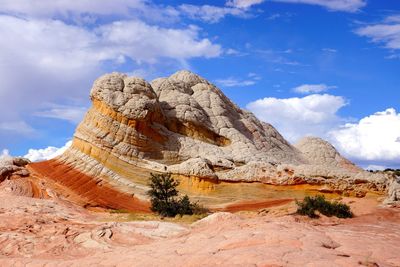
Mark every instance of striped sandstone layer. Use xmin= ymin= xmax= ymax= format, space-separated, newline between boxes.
xmin=28 ymin=70 xmax=398 ymax=211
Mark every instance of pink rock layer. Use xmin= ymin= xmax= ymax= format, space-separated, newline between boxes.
xmin=0 ymin=191 xmax=399 ymax=267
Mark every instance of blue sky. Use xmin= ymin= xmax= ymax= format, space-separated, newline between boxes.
xmin=0 ymin=0 xmax=399 ymax=169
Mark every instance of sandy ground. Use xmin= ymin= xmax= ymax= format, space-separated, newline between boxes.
xmin=0 ymin=190 xmax=399 ymax=267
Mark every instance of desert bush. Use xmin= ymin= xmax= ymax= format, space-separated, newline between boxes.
xmin=296 ymin=195 xmax=353 ymax=219
xmin=147 ymin=173 xmax=208 ymax=217
xmin=190 ymin=201 xmax=210 ymax=215
xmin=177 ymin=195 xmax=193 ymax=215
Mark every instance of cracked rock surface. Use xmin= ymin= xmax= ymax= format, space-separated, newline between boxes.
xmin=0 ymin=191 xmax=399 ymax=267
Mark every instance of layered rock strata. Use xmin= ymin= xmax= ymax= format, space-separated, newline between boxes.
xmin=29 ymin=70 xmax=396 ymax=210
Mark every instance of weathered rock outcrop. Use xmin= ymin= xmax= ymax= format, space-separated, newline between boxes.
xmin=28 ymin=70 xmax=395 ymax=210
xmin=0 ymin=157 xmax=36 ymax=197
xmin=0 ymin=156 xmax=30 ymax=182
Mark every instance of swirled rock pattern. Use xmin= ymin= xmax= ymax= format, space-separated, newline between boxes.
xmin=1 ymin=193 xmax=399 ymax=267
xmin=28 ymin=70 xmax=396 ymax=210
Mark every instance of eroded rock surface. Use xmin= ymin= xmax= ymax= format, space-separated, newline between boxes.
xmin=0 ymin=192 xmax=399 ymax=267
xmin=0 ymin=156 xmax=30 ymax=182
xmin=0 ymin=156 xmax=37 ymax=197
xmin=28 ymin=70 xmax=395 ymax=210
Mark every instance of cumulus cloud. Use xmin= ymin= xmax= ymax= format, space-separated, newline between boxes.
xmin=329 ymin=108 xmax=400 ymax=164
xmin=269 ymin=0 xmax=366 ymax=12
xmin=0 ymin=0 xmax=226 ymax=154
xmin=293 ymin=84 xmax=336 ymax=94
xmin=0 ymin=149 xmax=11 ymax=160
xmin=98 ymin=21 xmax=221 ymax=62
xmin=0 ymin=14 xmax=221 ymax=139
xmin=247 ymin=93 xmax=400 ymax=168
xmin=24 ymin=141 xmax=72 ymax=162
xmin=356 ymin=15 xmax=400 ymax=50
xmin=246 ymin=94 xmax=347 ymax=142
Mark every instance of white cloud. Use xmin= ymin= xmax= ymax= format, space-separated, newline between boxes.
xmin=0 ymin=121 xmax=36 ymax=135
xmin=247 ymin=72 xmax=262 ymax=80
xmin=322 ymin=48 xmax=337 ymax=53
xmin=226 ymin=48 xmax=240 ymax=55
xmin=178 ymin=0 xmax=265 ymax=23
xmin=216 ymin=78 xmax=256 ymax=87
xmin=267 ymin=13 xmax=282 ymax=20
xmin=356 ymin=17 xmax=400 ymax=50
xmin=246 ymin=94 xmax=347 ymax=142
xmin=225 ymin=48 xmax=249 ymax=57
xmin=293 ymin=84 xmax=336 ymax=94
xmin=0 ymin=0 xmax=227 ymax=154
xmin=269 ymin=0 xmax=366 ymax=12
xmin=24 ymin=141 xmax=72 ymax=162
xmin=365 ymin=165 xmax=387 ymax=171
xmin=387 ymin=15 xmax=400 ymax=24
xmin=34 ymin=105 xmax=88 ymax=124
xmin=0 ymin=15 xmax=221 ymax=134
xmin=255 ymin=49 xmax=304 ymax=66
xmin=216 ymin=73 xmax=261 ymax=87
xmin=0 ymin=0 xmax=146 ymax=18
xmin=98 ymin=21 xmax=221 ymax=62
xmin=329 ymin=108 xmax=400 ymax=163
xmin=0 ymin=0 xmax=184 ymax=25
xmin=226 ymin=0 xmax=265 ymax=9
xmin=0 ymin=0 xmax=259 ymax=24
xmin=247 ymin=93 xmax=400 ymax=167
xmin=178 ymin=4 xmax=247 ymax=23
xmin=385 ymin=54 xmax=400 ymax=60
xmin=0 ymin=149 xmax=11 ymax=160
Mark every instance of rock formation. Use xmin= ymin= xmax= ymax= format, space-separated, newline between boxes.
xmin=0 ymin=156 xmax=37 ymax=197
xmin=0 ymin=156 xmax=30 ymax=182
xmin=27 ymin=70 xmax=397 ymax=210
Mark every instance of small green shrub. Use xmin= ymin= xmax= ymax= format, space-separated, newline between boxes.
xmin=191 ymin=201 xmax=210 ymax=215
xmin=296 ymin=195 xmax=353 ymax=219
xmin=177 ymin=195 xmax=193 ymax=215
xmin=147 ymin=173 xmax=208 ymax=217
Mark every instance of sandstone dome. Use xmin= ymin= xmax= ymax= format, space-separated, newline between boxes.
xmin=27 ymin=70 xmax=392 ymax=211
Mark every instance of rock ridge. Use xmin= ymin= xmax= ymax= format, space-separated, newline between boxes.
xmin=26 ymin=70 xmax=396 ymax=209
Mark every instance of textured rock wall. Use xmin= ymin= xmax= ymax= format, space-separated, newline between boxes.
xmin=28 ymin=70 xmax=396 ymax=209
